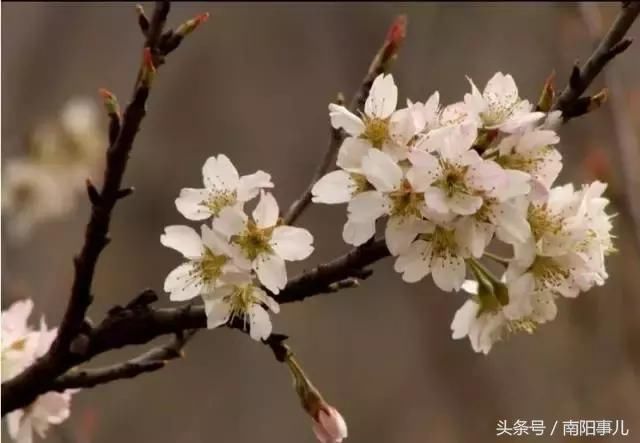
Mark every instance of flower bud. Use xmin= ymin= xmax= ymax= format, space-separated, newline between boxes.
xmin=175 ymin=12 xmax=210 ymax=37
xmin=312 ymin=404 xmax=348 ymax=443
xmin=284 ymin=354 xmax=348 ymax=443
xmin=140 ymin=47 xmax=156 ymax=87
xmin=536 ymin=70 xmax=555 ymax=112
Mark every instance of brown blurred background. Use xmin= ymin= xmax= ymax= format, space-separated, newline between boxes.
xmin=2 ymin=2 xmax=640 ymax=443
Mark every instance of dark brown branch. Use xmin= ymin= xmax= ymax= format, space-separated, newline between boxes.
xmin=2 ymin=240 xmax=388 ymax=413
xmin=1 ymin=1 xmax=207 ymax=416
xmin=283 ymin=16 xmax=408 ymax=225
xmin=552 ymin=2 xmax=640 ymax=120
xmin=49 ymin=331 xmax=196 ymax=391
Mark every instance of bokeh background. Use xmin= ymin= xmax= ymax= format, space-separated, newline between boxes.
xmin=2 ymin=2 xmax=640 ymax=443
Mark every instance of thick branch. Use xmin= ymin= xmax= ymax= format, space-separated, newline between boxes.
xmin=553 ymin=2 xmax=640 ymax=120
xmin=283 ymin=16 xmax=407 ymax=225
xmin=2 ymin=240 xmax=388 ymax=412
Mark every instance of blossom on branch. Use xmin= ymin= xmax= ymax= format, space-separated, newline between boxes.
xmin=2 ymin=300 xmax=77 ymax=443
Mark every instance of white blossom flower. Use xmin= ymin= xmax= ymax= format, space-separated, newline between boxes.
xmin=454 ymin=173 xmax=532 ymax=258
xmin=408 ymin=123 xmax=508 ymax=217
xmin=341 ymin=149 xmax=433 ymax=252
xmin=2 ymin=301 xmax=77 ymax=443
xmin=328 ymin=74 xmax=431 ymax=162
xmin=175 ymin=154 xmax=273 ymax=221
xmin=202 ymin=274 xmax=279 ymax=341
xmin=506 ymin=181 xmax=614 ymax=302
xmin=161 ymin=224 xmax=241 ymax=301
xmin=213 ymin=191 xmax=314 ymax=293
xmin=450 ymin=278 xmax=555 ymax=354
xmin=496 ymin=128 xmax=562 ymax=193
xmin=464 ymin=72 xmax=545 ymax=133
xmin=394 ymin=223 xmax=467 ymax=291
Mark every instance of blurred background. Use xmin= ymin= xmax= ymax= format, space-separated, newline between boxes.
xmin=2 ymin=2 xmax=640 ymax=442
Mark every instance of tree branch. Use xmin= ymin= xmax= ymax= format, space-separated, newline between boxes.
xmin=2 ymin=239 xmax=388 ymax=413
xmin=1 ymin=1 xmax=204 ymax=416
xmin=283 ymin=16 xmax=407 ymax=225
xmin=578 ymin=2 xmax=640 ymax=254
xmin=49 ymin=330 xmax=197 ymax=391
xmin=552 ymin=2 xmax=640 ymax=120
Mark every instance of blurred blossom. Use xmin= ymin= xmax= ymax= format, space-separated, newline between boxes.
xmin=2 ymin=300 xmax=78 ymax=443
xmin=2 ymin=97 xmax=105 ymax=240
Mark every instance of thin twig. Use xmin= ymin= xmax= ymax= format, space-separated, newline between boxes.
xmin=552 ymin=2 xmax=640 ymax=120
xmin=283 ymin=16 xmax=408 ymax=225
xmin=578 ymin=2 xmax=640 ymax=254
xmin=50 ymin=331 xmax=197 ymax=391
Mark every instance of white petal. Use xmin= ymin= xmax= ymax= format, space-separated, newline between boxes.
xmin=253 ymin=191 xmax=279 ymax=229
xmin=361 ymin=149 xmax=402 ymax=192
xmin=423 ymin=187 xmax=451 ymax=214
xmin=164 ymin=263 xmax=201 ymax=301
xmin=432 ymin=255 xmax=465 ymax=292
xmin=175 ymin=188 xmax=211 ymax=220
xmin=466 ymin=160 xmax=507 ymax=196
xmin=455 ymin=217 xmax=493 ymax=258
xmin=451 ymin=299 xmax=479 ymax=339
xmin=407 ymin=149 xmax=441 ymax=177
xmin=440 ymin=123 xmax=477 ymax=161
xmin=342 ymin=218 xmax=376 ymax=246
xmin=328 ymin=104 xmax=364 ymax=136
xmin=237 ymin=171 xmax=274 ymax=201
xmin=336 ymin=137 xmax=371 ymax=172
xmin=253 ymin=288 xmax=281 ymax=313
xmin=495 ymin=201 xmax=531 ymax=245
xmin=160 ymin=225 xmax=203 ymax=259
xmin=347 ymin=190 xmax=388 ymax=222
xmin=365 ymin=74 xmax=398 ymax=119
xmin=255 ymin=254 xmax=287 ymax=294
xmin=213 ymin=207 xmax=247 ymax=238
xmin=271 ymin=226 xmax=314 ymax=261
xmin=203 ymin=154 xmax=240 ymax=191
xmin=385 ymin=216 xmax=423 ymax=256
xmin=461 ymin=279 xmax=479 ymax=295
xmin=394 ymin=239 xmax=432 ymax=283
xmin=203 ymin=295 xmax=232 ymax=329
xmin=498 ymin=112 xmax=545 ymax=133
xmin=312 ymin=170 xmax=356 ymax=204
xmin=201 ymin=224 xmax=231 ymax=255
xmin=249 ymin=305 xmax=273 ymax=340
xmin=484 ymin=72 xmax=518 ymax=108
xmin=448 ymin=192 xmax=483 ymax=216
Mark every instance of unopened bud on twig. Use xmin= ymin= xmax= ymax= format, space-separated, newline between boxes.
xmin=385 ymin=15 xmax=407 ymax=51
xmin=98 ymin=88 xmax=120 ymax=117
xmin=175 ymin=12 xmax=211 ymax=37
xmin=136 ymin=4 xmax=149 ymax=34
xmin=536 ymin=70 xmax=556 ymax=112
xmin=588 ymin=88 xmax=608 ymax=112
xmin=141 ymin=47 xmax=156 ymax=87
xmin=284 ymin=352 xmax=348 ymax=443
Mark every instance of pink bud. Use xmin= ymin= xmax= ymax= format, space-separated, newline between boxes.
xmin=311 ymin=405 xmax=348 ymax=443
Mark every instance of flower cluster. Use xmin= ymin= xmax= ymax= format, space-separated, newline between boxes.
xmin=2 ymin=98 xmax=105 ymax=240
xmin=2 ymin=300 xmax=78 ymax=443
xmin=162 ymin=155 xmax=314 ymax=340
xmin=312 ymin=72 xmax=614 ymax=353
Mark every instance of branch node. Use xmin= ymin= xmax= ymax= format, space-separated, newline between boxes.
xmin=136 ymin=4 xmax=150 ymax=35
xmin=85 ymin=179 xmax=101 ymax=206
xmin=569 ymin=63 xmax=582 ymax=90
xmin=116 ymin=187 xmax=135 ymax=199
